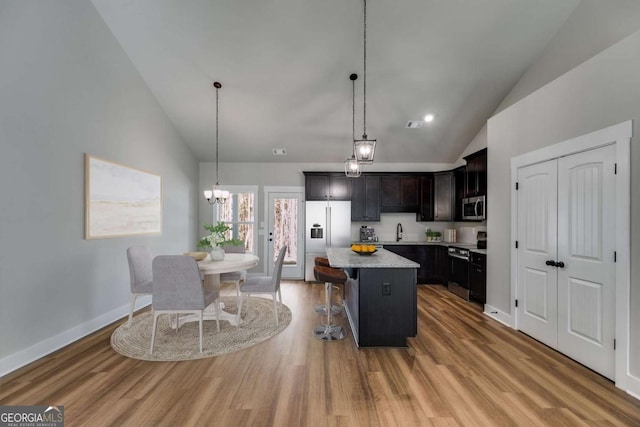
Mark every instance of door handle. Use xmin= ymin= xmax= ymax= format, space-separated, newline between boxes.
xmin=556 ymin=261 xmax=565 ymax=268
xmin=545 ymin=260 xmax=556 ymax=267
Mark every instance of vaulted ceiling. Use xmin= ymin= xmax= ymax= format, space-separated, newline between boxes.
xmin=92 ymin=0 xmax=579 ymax=163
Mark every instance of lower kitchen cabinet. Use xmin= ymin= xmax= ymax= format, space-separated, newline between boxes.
xmin=469 ymin=251 xmax=486 ymax=303
xmin=423 ymin=245 xmax=448 ymax=284
xmin=434 ymin=245 xmax=449 ymax=284
xmin=384 ymin=244 xmax=449 ymax=285
xmin=383 ymin=245 xmax=427 ymax=283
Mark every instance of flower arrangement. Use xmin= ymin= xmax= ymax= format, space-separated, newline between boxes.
xmin=197 ymin=222 xmax=244 ymax=249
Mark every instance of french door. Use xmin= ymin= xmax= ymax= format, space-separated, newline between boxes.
xmin=516 ymin=144 xmax=616 ymax=379
xmin=265 ymin=188 xmax=304 ymax=279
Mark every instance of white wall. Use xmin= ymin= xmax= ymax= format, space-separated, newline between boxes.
xmin=0 ymin=0 xmax=198 ymax=374
xmin=487 ymin=29 xmax=640 ymax=381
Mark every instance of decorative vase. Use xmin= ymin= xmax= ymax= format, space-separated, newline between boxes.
xmin=210 ymin=246 xmax=225 ymax=261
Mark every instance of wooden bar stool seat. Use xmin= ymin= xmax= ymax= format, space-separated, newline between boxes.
xmin=313 ymin=262 xmax=342 ymax=316
xmin=314 ymin=256 xmax=331 ymax=268
xmin=313 ymin=266 xmax=346 ymax=341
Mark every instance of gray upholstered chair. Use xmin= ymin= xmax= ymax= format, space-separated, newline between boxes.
xmin=126 ymin=246 xmax=154 ymax=326
xmin=150 ymin=255 xmax=220 ymax=353
xmin=237 ymin=245 xmax=287 ymax=325
xmin=219 ymin=243 xmax=247 ymax=295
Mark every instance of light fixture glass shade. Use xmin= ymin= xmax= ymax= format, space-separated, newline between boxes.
xmin=203 ymin=190 xmax=213 ymax=201
xmin=354 ymin=138 xmax=376 ymax=164
xmin=344 ymin=156 xmax=361 ymax=177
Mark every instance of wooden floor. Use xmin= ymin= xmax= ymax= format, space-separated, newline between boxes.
xmin=1 ymin=283 xmax=639 ymax=426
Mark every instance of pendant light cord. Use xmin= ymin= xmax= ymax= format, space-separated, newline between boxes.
xmin=362 ymin=0 xmax=367 ymax=139
xmin=215 ymin=84 xmax=220 ymax=185
xmin=352 ymin=77 xmax=356 ymax=155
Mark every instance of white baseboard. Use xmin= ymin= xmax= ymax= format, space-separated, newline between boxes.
xmin=626 ymin=373 xmax=640 ymax=400
xmin=483 ymin=304 xmax=514 ymax=328
xmin=0 ymin=296 xmax=151 ymax=377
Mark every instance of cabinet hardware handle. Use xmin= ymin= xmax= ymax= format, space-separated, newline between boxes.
xmin=556 ymin=261 xmax=565 ymax=268
xmin=545 ymin=260 xmax=556 ymax=266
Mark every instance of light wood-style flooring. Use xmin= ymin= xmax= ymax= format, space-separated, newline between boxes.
xmin=1 ymin=283 xmax=639 ymax=426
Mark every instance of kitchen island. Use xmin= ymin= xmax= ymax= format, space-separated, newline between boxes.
xmin=327 ymin=247 xmax=419 ymax=347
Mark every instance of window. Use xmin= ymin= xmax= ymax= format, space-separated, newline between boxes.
xmin=215 ymin=186 xmax=258 ymax=254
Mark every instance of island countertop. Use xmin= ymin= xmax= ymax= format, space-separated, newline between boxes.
xmin=327 ymin=247 xmax=420 ymax=269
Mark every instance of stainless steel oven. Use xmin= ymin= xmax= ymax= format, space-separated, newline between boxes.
xmin=462 ymin=195 xmax=486 ymax=221
xmin=448 ymin=246 xmax=470 ymax=300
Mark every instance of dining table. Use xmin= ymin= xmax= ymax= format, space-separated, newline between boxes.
xmin=176 ymin=253 xmax=259 ymax=328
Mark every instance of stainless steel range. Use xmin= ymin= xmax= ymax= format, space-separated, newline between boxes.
xmin=448 ymin=246 xmax=470 ymax=300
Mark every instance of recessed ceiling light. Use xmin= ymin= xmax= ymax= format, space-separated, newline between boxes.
xmin=424 ymin=114 xmax=435 ymax=123
xmin=272 ymin=148 xmax=287 ymax=156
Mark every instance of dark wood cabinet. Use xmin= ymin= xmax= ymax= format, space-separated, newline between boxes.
xmin=434 ymin=245 xmax=449 ymax=284
xmin=463 ymin=148 xmax=487 ymax=198
xmin=453 ymin=166 xmax=466 ymax=221
xmin=433 ymin=172 xmax=454 ymax=221
xmin=345 ymin=267 xmax=417 ymax=347
xmin=380 ymin=175 xmax=419 ymax=212
xmin=416 ymin=174 xmax=434 ymax=222
xmin=384 ymin=244 xmax=449 ymax=285
xmin=304 ymin=172 xmax=351 ymax=201
xmin=469 ymin=251 xmax=486 ymax=303
xmin=422 ymin=245 xmax=448 ymax=284
xmin=351 ymin=174 xmax=381 ymax=221
xmin=384 ymin=245 xmax=427 ymax=283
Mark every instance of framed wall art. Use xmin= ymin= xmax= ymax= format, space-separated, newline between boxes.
xmin=85 ymin=154 xmax=162 ymax=239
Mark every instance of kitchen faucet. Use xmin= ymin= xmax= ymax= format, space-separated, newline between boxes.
xmin=396 ymin=223 xmax=403 ymax=242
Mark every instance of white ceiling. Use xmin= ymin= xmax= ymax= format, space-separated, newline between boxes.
xmin=91 ymin=0 xmax=579 ymax=163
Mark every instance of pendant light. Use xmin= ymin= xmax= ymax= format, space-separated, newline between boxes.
xmin=344 ymin=74 xmax=361 ymax=177
xmin=204 ymin=81 xmax=230 ymax=205
xmin=354 ymin=0 xmax=376 ymax=164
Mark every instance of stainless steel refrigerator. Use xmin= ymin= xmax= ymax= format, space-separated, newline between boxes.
xmin=305 ymin=201 xmax=352 ymax=281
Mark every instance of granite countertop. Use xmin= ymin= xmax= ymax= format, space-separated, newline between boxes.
xmin=327 ymin=247 xmax=420 ymax=269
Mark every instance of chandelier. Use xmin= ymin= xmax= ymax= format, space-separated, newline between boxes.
xmin=203 ymin=81 xmax=230 ymax=205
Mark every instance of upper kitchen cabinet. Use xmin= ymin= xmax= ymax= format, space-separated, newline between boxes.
xmin=304 ymin=172 xmax=351 ymax=201
xmin=433 ymin=172 xmax=455 ymax=221
xmin=463 ymin=148 xmax=487 ymax=198
xmin=453 ymin=166 xmax=466 ymax=221
xmin=416 ymin=174 xmax=434 ymax=222
xmin=380 ymin=174 xmax=419 ymax=213
xmin=351 ymin=174 xmax=381 ymax=221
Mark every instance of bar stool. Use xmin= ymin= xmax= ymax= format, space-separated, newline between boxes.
xmin=313 ymin=266 xmax=346 ymax=341
xmin=314 ymin=257 xmax=342 ymax=316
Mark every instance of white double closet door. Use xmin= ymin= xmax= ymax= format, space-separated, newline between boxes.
xmin=516 ymin=144 xmax=616 ymax=379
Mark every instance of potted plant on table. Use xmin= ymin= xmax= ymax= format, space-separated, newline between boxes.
xmin=197 ymin=222 xmax=244 ymax=261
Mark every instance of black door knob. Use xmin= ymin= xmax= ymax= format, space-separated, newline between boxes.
xmin=556 ymin=261 xmax=565 ymax=268
xmin=545 ymin=260 xmax=556 ymax=266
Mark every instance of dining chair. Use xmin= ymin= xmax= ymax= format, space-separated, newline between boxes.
xmin=150 ymin=255 xmax=220 ymax=353
xmin=237 ymin=245 xmax=286 ymax=325
xmin=126 ymin=246 xmax=154 ymax=326
xmin=219 ymin=243 xmax=247 ymax=296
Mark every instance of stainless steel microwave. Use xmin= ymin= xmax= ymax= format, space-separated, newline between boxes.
xmin=462 ymin=195 xmax=486 ymax=221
